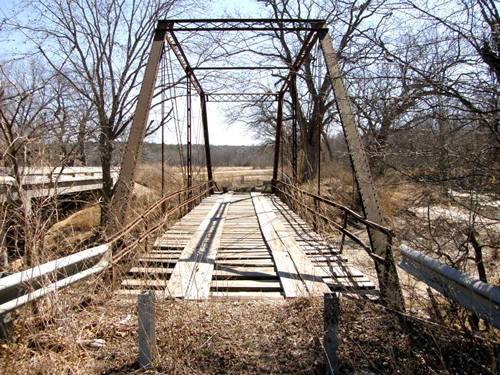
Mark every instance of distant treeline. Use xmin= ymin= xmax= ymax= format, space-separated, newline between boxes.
xmin=83 ymin=143 xmax=275 ymax=168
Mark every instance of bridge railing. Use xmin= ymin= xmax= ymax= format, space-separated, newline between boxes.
xmin=0 ymin=166 xmax=121 ymax=204
xmin=0 ymin=180 xmax=215 ymax=316
xmin=274 ymin=180 xmax=393 ymax=260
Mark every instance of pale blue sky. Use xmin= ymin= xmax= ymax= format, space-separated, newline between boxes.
xmin=0 ymin=0 xmax=270 ymax=145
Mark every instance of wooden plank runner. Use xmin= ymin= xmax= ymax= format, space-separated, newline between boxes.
xmin=167 ymin=193 xmax=233 ymax=299
xmin=251 ymin=192 xmax=330 ymax=297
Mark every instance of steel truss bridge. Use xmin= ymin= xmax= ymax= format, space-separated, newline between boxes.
xmin=2 ymin=19 xmax=497 ymax=328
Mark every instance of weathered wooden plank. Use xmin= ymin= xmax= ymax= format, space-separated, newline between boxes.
xmin=216 ymin=254 xmax=272 ymax=259
xmin=129 ymin=267 xmax=173 ymax=275
xmin=209 ymin=291 xmax=284 ymax=300
xmin=166 ymin=193 xmax=232 ymax=299
xmin=211 ymin=279 xmax=282 ymax=291
xmin=253 ymin=193 xmax=331 ymax=297
xmin=213 ymin=266 xmax=277 ymax=279
xmin=214 ymin=259 xmax=275 ymax=266
xmin=121 ymin=279 xmax=168 ymax=288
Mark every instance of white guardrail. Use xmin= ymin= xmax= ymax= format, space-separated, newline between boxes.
xmin=0 ymin=244 xmax=111 ymax=316
xmin=0 ymin=167 xmax=119 ymax=205
xmin=399 ymin=245 xmax=500 ymax=328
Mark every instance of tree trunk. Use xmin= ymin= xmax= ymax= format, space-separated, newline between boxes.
xmin=323 ymin=131 xmax=334 ymax=162
xmin=77 ymin=118 xmax=87 ymax=165
xmin=302 ymin=97 xmax=324 ymax=181
xmin=469 ymin=229 xmax=488 ymax=283
xmin=303 ymin=124 xmax=319 ymax=181
xmin=370 ymin=119 xmax=391 ymax=177
xmin=99 ymin=126 xmax=114 ymax=227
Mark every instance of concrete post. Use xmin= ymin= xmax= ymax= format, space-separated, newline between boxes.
xmin=138 ymin=291 xmax=156 ymax=368
xmin=324 ymin=293 xmax=339 ymax=375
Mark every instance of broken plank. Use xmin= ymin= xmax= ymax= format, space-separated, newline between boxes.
xmin=166 ymin=193 xmax=232 ymax=299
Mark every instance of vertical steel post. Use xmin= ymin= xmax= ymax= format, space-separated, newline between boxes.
xmin=186 ymin=76 xmax=192 ymax=207
xmin=160 ymin=52 xmax=166 ymax=212
xmin=317 ymin=115 xmax=321 ymax=195
xmin=319 ymin=27 xmax=404 ymax=311
xmin=200 ymin=94 xmax=213 ymax=188
xmin=109 ymin=27 xmax=166 ymax=234
xmin=291 ymin=76 xmax=298 ymax=183
xmin=272 ymin=93 xmax=284 ymax=191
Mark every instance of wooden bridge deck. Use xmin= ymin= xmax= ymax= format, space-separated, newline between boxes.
xmin=117 ymin=192 xmax=375 ymax=300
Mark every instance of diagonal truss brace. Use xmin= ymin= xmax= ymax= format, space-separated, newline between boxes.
xmin=108 ymin=27 xmax=167 ymax=234
xmin=319 ymin=29 xmax=404 ymax=311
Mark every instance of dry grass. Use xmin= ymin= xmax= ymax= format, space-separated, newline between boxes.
xmin=212 ymin=167 xmax=273 ymax=190
xmin=2 ymin=290 xmax=497 ymax=374
xmin=2 ymin=163 xmax=498 ymax=374
xmin=44 ymin=205 xmax=100 ymax=256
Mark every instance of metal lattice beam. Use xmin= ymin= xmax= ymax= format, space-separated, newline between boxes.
xmin=158 ymin=19 xmax=326 ymax=32
xmin=205 ymin=93 xmax=279 ymax=103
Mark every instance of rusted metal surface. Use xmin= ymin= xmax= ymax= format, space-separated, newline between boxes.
xmin=193 ymin=66 xmax=288 ymax=70
xmin=110 ymin=18 xmax=397 ymax=307
xmin=319 ymin=29 xmax=404 ymax=311
xmin=279 ymin=28 xmax=324 ymax=94
xmin=158 ymin=19 xmax=326 ymax=32
xmin=200 ymin=94 xmax=213 ymax=184
xmin=205 ymin=93 xmax=278 ymax=103
xmin=272 ymin=93 xmax=284 ymax=188
xmin=274 ymin=183 xmax=372 ymax=253
xmin=164 ymin=25 xmax=203 ymax=95
xmin=276 ymin=181 xmax=393 ymax=235
xmin=110 ymin=27 xmax=166 ymax=233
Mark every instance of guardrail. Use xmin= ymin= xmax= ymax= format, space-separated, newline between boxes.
xmin=399 ymin=245 xmax=500 ymax=328
xmin=0 ymin=167 xmax=120 ymax=208
xmin=0 ymin=181 xmax=215 ymax=319
xmin=0 ymin=244 xmax=111 ymax=315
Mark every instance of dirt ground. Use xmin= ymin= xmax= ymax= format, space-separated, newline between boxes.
xmin=2 ymin=286 xmax=497 ymax=374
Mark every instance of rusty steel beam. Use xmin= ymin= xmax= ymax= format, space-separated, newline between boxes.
xmin=319 ymin=28 xmax=404 ymax=311
xmin=158 ymin=19 xmax=325 ymax=32
xmin=279 ymin=27 xmax=324 ymax=94
xmin=186 ymin=77 xmax=193 ymax=204
xmin=109 ymin=27 xmax=166 ymax=233
xmin=200 ymin=94 xmax=213 ymax=184
xmin=164 ymin=24 xmax=204 ymax=96
xmin=205 ymin=93 xmax=279 ymax=102
xmin=193 ymin=66 xmax=289 ymax=70
xmin=272 ymin=93 xmax=284 ymax=190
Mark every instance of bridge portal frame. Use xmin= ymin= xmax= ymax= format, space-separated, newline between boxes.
xmin=111 ymin=18 xmax=404 ymax=311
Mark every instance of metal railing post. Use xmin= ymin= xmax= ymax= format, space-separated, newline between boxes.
xmin=339 ymin=211 xmax=348 ymax=254
xmin=324 ymin=293 xmax=339 ymax=375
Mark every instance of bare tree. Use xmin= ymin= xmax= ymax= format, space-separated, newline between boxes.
xmin=19 ymin=0 xmax=183 ymax=225
xmin=43 ymin=74 xmax=96 ymax=166
xmin=0 ymin=61 xmax=53 ymax=177
xmin=0 ymin=60 xmax=55 ymax=269
xmin=238 ymin=0 xmax=388 ymax=181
